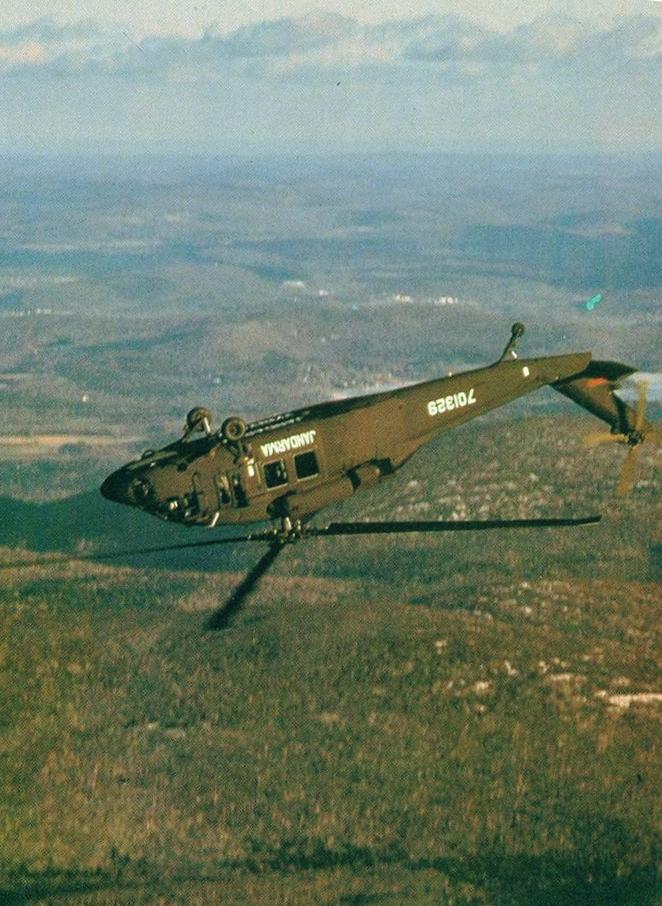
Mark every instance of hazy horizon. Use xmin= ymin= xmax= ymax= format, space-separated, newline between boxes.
xmin=2 ymin=8 xmax=661 ymax=155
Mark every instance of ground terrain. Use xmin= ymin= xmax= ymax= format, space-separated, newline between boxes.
xmin=0 ymin=416 xmax=660 ymax=904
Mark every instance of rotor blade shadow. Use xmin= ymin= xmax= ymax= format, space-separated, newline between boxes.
xmin=205 ymin=543 xmax=285 ymax=631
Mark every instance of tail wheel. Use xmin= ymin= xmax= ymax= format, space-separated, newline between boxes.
xmin=221 ymin=416 xmax=247 ymax=443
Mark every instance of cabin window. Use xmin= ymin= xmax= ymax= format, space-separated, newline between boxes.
xmin=215 ymin=474 xmax=232 ymax=505
xmin=294 ymin=450 xmax=319 ymax=480
xmin=264 ymin=459 xmax=288 ymax=488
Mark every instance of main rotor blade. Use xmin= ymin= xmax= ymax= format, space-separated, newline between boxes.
xmin=617 ymin=445 xmax=640 ymax=498
xmin=205 ymin=542 xmax=285 ymax=631
xmin=311 ymin=515 xmax=601 ymax=536
xmin=0 ymin=530 xmax=276 ymax=571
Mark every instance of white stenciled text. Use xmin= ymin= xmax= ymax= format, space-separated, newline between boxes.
xmin=427 ymin=388 xmax=476 ymax=417
xmin=260 ymin=429 xmax=317 ymax=459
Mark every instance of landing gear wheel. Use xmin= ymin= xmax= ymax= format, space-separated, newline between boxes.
xmin=221 ymin=416 xmax=247 ymax=443
xmin=186 ymin=406 xmax=212 ymax=436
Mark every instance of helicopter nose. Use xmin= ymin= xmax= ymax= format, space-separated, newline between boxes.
xmin=100 ymin=468 xmax=131 ymax=504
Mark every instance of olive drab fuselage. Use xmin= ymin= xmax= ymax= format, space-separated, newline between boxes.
xmin=101 ymin=348 xmax=605 ymax=527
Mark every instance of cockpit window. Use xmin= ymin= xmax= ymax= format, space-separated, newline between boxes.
xmin=264 ymin=459 xmax=288 ymax=488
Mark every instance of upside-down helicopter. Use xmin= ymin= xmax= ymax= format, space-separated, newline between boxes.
xmin=7 ymin=323 xmax=659 ymax=628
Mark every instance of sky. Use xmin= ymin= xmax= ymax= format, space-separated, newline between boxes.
xmin=0 ymin=1 xmax=660 ymax=154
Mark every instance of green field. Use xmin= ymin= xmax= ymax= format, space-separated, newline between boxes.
xmin=1 ymin=417 xmax=660 ymax=904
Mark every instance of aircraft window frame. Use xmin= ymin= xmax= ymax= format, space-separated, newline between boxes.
xmin=294 ymin=450 xmax=320 ymax=481
xmin=214 ymin=474 xmax=232 ymax=505
xmin=263 ymin=459 xmax=289 ymax=489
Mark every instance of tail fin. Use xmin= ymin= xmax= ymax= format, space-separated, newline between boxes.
xmin=552 ymin=360 xmax=639 ymax=433
xmin=553 ymin=359 xmax=659 ymax=498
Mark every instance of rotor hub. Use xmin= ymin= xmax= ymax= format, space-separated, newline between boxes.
xmin=271 ymin=515 xmax=304 ymax=544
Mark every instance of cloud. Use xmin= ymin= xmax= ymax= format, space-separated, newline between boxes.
xmin=582 ymin=14 xmax=662 ymax=62
xmin=402 ymin=13 xmax=662 ymax=71
xmin=222 ymin=12 xmax=354 ymax=58
xmin=0 ymin=16 xmax=127 ymax=75
xmin=401 ymin=15 xmax=491 ymax=64
xmin=0 ymin=17 xmax=104 ymax=46
xmin=0 ymin=12 xmax=660 ymax=81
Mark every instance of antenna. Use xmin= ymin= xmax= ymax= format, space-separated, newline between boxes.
xmin=498 ymin=322 xmax=525 ymax=362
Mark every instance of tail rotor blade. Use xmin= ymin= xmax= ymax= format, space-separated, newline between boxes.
xmin=205 ymin=542 xmax=285 ymax=631
xmin=617 ymin=445 xmax=640 ymax=498
xmin=634 ymin=380 xmax=648 ymax=433
xmin=583 ymin=432 xmax=627 ymax=448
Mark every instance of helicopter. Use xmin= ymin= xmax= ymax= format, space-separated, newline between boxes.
xmin=6 ymin=322 xmax=659 ymax=628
